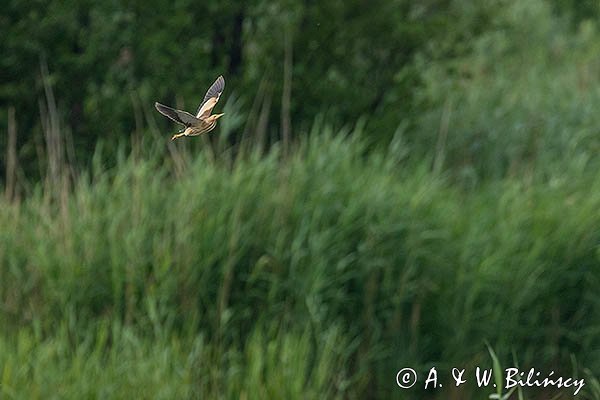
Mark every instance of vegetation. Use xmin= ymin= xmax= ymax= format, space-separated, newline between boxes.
xmin=1 ymin=131 xmax=599 ymax=398
xmin=2 ymin=0 xmax=600 ymax=179
xmin=1 ymin=0 xmax=599 ymax=398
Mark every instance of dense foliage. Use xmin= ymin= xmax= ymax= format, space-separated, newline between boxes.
xmin=1 ymin=133 xmax=599 ymax=398
xmin=2 ymin=0 xmax=600 ymax=180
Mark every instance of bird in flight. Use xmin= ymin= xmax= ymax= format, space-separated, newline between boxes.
xmin=155 ymin=75 xmax=225 ymax=140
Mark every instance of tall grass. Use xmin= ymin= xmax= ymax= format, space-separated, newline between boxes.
xmin=0 ymin=125 xmax=599 ymax=398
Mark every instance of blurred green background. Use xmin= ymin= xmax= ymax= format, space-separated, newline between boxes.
xmin=1 ymin=0 xmax=600 ymax=398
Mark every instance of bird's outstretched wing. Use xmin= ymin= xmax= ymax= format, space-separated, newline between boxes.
xmin=196 ymin=75 xmax=225 ymax=119
xmin=155 ymin=102 xmax=199 ymax=126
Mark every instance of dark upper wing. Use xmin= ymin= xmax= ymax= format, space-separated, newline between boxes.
xmin=195 ymin=75 xmax=225 ymax=117
xmin=155 ymin=102 xmax=199 ymax=126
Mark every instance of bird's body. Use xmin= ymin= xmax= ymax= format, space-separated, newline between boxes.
xmin=155 ymin=75 xmax=225 ymax=140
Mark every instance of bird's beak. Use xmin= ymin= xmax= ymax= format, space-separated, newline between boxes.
xmin=216 ymin=113 xmax=225 ymax=119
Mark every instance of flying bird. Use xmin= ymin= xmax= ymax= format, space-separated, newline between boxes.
xmin=155 ymin=75 xmax=225 ymax=140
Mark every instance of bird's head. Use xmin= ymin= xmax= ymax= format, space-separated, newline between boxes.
xmin=205 ymin=113 xmax=225 ymax=124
